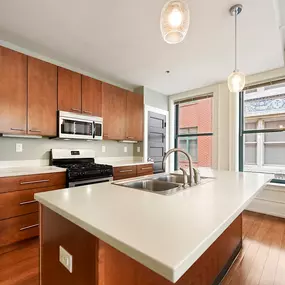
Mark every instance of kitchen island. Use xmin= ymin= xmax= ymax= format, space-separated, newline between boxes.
xmin=35 ymin=170 xmax=272 ymax=285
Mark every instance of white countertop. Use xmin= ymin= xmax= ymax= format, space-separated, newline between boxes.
xmin=0 ymin=166 xmax=66 ymax=178
xmin=35 ymin=170 xmax=272 ymax=283
xmin=96 ymin=157 xmax=153 ymax=167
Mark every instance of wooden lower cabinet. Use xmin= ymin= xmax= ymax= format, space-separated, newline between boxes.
xmin=113 ymin=164 xmax=154 ymax=181
xmin=0 ymin=212 xmax=39 ymax=247
xmin=0 ymin=172 xmax=66 ymax=251
xmin=40 ymin=205 xmax=242 ymax=285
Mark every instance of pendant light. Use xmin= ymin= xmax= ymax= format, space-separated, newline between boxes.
xmin=160 ymin=0 xmax=190 ymax=44
xmin=228 ymin=4 xmax=245 ymax=93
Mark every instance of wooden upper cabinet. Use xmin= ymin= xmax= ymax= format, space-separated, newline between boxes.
xmin=0 ymin=46 xmax=27 ymax=134
xmin=82 ymin=75 xmax=102 ymax=116
xmin=58 ymin=67 xmax=81 ymax=113
xmin=126 ymin=92 xmax=144 ymax=141
xmin=102 ymin=83 xmax=127 ymax=140
xmin=28 ymin=57 xmax=57 ymax=137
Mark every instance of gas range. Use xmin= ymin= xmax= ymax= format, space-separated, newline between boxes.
xmin=51 ymin=149 xmax=113 ymax=187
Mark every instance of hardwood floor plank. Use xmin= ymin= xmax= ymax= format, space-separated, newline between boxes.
xmin=258 ymin=218 xmax=285 ymax=285
xmin=273 ymin=227 xmax=285 ymax=285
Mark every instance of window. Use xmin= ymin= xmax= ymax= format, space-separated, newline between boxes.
xmin=240 ymin=82 xmax=285 ymax=179
xmin=175 ymin=95 xmax=213 ymax=170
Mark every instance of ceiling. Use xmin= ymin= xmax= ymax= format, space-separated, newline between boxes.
xmin=0 ymin=0 xmax=284 ymax=95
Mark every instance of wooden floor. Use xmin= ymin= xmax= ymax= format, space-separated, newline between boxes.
xmin=0 ymin=211 xmax=285 ymax=285
xmin=222 ymin=211 xmax=285 ymax=285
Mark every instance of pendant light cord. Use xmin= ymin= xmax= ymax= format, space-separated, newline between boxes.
xmin=235 ymin=10 xmax=238 ymax=72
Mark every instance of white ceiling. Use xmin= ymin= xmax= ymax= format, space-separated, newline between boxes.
xmin=0 ymin=0 xmax=284 ymax=95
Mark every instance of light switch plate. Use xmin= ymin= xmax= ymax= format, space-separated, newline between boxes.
xmin=59 ymin=246 xmax=73 ymax=273
xmin=124 ymin=146 xmax=127 ymax=153
xmin=102 ymin=145 xmax=106 ymax=153
xmin=137 ymin=146 xmax=140 ymax=153
xmin=16 ymin=143 xmax=23 ymax=153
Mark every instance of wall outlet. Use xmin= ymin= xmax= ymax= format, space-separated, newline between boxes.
xmin=59 ymin=246 xmax=73 ymax=273
xmin=16 ymin=143 xmax=23 ymax=153
xmin=137 ymin=146 xmax=141 ymax=153
xmin=124 ymin=146 xmax=128 ymax=153
xmin=102 ymin=145 xmax=106 ymax=153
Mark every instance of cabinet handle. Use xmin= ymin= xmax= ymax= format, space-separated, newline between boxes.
xmin=20 ymin=224 xmax=39 ymax=231
xmin=11 ymin=128 xmax=24 ymax=131
xmin=119 ymin=170 xmax=133 ymax=173
xmin=83 ymin=110 xmax=92 ymax=114
xmin=127 ymin=137 xmax=134 ymax=139
xmin=104 ymin=134 xmax=109 ymax=137
xmin=71 ymin=108 xmax=81 ymax=112
xmin=20 ymin=179 xmax=49 ymax=185
xmin=29 ymin=129 xmax=41 ymax=133
xmin=141 ymin=167 xmax=153 ymax=170
xmin=20 ymin=200 xmax=37 ymax=206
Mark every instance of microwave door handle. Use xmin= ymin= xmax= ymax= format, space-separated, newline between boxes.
xmin=93 ymin=122 xmax=96 ymax=139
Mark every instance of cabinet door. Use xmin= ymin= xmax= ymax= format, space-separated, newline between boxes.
xmin=82 ymin=75 xmax=102 ymax=116
xmin=58 ymin=67 xmax=81 ymax=113
xmin=126 ymin=92 xmax=144 ymax=141
xmin=102 ymin=83 xmax=127 ymax=140
xmin=0 ymin=46 xmax=27 ymax=134
xmin=28 ymin=57 xmax=57 ymax=136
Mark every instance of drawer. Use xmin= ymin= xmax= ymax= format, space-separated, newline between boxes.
xmin=0 ymin=172 xmax=66 ymax=193
xmin=0 ymin=212 xmax=39 ymax=247
xmin=113 ymin=165 xmax=137 ymax=181
xmin=136 ymin=164 xmax=154 ymax=176
xmin=0 ymin=184 xmax=65 ymax=220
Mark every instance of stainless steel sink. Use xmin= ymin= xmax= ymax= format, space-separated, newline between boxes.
xmin=116 ymin=179 xmax=181 ymax=192
xmin=113 ymin=173 xmax=215 ymax=196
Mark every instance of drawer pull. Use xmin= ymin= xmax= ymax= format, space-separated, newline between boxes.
xmin=83 ymin=110 xmax=92 ymax=114
xmin=20 ymin=179 xmax=49 ymax=185
xmin=20 ymin=200 xmax=37 ymax=206
xmin=119 ymin=170 xmax=133 ymax=173
xmin=127 ymin=136 xmax=134 ymax=139
xmin=29 ymin=129 xmax=41 ymax=133
xmin=11 ymin=128 xmax=25 ymax=131
xmin=20 ymin=224 xmax=39 ymax=231
xmin=141 ymin=167 xmax=153 ymax=170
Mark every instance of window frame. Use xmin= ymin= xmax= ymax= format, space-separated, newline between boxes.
xmin=174 ymin=103 xmax=214 ymax=170
xmin=239 ymin=90 xmax=285 ymax=174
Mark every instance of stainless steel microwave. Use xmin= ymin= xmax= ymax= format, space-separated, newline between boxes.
xmin=58 ymin=111 xmax=103 ymax=140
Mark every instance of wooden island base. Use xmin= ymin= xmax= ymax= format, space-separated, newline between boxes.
xmin=40 ymin=205 xmax=242 ymax=285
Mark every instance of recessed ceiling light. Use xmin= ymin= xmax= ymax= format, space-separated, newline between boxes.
xmin=166 ymin=70 xmax=170 ymax=74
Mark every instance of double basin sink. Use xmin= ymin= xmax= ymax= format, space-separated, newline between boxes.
xmin=113 ymin=173 xmax=214 ymax=195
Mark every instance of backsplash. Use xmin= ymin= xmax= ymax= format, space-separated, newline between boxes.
xmin=0 ymin=137 xmax=142 ymax=162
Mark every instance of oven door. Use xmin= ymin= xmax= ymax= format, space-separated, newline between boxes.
xmin=59 ymin=115 xmax=94 ymax=140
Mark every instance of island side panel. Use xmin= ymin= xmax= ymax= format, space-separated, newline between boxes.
xmin=98 ymin=214 xmax=242 ymax=285
xmin=39 ymin=205 xmax=97 ymax=285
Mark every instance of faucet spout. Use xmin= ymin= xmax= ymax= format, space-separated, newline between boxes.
xmin=162 ymin=148 xmax=194 ymax=186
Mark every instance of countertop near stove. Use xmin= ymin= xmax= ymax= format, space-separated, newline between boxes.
xmin=35 ymin=170 xmax=272 ymax=283
xmin=96 ymin=157 xmax=153 ymax=167
xmin=0 ymin=166 xmax=66 ymax=178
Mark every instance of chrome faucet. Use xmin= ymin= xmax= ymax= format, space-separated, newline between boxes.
xmin=162 ymin=148 xmax=194 ymax=187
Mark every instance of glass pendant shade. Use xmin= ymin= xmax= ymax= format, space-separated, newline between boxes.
xmin=227 ymin=70 xmax=245 ymax=93
xmin=160 ymin=0 xmax=190 ymax=44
